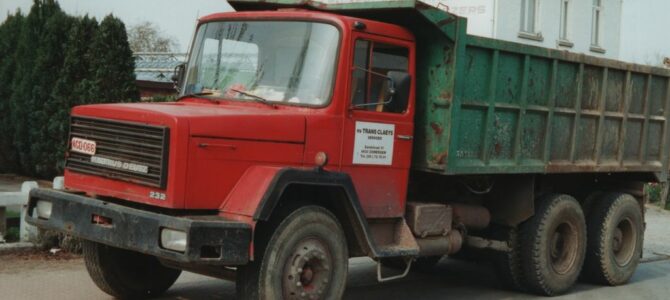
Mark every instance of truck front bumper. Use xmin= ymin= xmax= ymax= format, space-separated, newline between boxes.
xmin=26 ymin=188 xmax=251 ymax=265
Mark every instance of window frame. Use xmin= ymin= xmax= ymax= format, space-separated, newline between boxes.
xmin=590 ymin=0 xmax=606 ymax=53
xmin=181 ymin=19 xmax=344 ymax=108
xmin=557 ymin=0 xmax=573 ymax=47
xmin=519 ymin=0 xmax=543 ymax=41
xmin=349 ymin=38 xmax=410 ymax=115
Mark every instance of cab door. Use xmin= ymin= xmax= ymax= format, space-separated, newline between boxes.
xmin=341 ymin=35 xmax=415 ymax=218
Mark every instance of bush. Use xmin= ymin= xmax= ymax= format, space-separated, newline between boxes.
xmin=0 ymin=0 xmax=138 ymax=178
xmin=37 ymin=229 xmax=82 ymax=254
xmin=646 ymin=183 xmax=662 ymax=204
xmin=4 ymin=227 xmax=20 ymax=242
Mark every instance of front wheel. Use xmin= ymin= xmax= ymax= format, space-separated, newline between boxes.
xmin=82 ymin=241 xmax=181 ymax=299
xmin=237 ymin=206 xmax=349 ymax=300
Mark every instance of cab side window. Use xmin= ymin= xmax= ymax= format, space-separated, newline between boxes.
xmin=351 ymin=40 xmax=409 ymax=113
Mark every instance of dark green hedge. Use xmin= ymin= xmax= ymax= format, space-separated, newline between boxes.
xmin=0 ymin=0 xmax=139 ymax=178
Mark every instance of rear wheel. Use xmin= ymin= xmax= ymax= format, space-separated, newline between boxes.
xmin=237 ymin=206 xmax=348 ymax=300
xmin=583 ymin=192 xmax=643 ymax=285
xmin=519 ymin=194 xmax=587 ymax=296
xmin=492 ymin=227 xmax=526 ymax=291
xmin=82 ymin=241 xmax=181 ymax=299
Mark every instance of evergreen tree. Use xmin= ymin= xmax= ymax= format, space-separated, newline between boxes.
xmin=29 ymin=9 xmax=74 ymax=177
xmin=0 ymin=11 xmax=25 ymax=172
xmin=46 ymin=16 xmax=98 ymax=175
xmin=1 ymin=2 xmax=140 ymax=178
xmin=83 ymin=14 xmax=139 ymax=103
xmin=9 ymin=0 xmax=63 ymax=176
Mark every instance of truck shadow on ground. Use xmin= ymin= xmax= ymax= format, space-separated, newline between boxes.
xmin=158 ymin=257 xmax=670 ymax=300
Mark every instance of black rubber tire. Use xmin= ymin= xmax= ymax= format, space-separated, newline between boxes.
xmin=583 ymin=192 xmax=643 ymax=285
xmin=519 ymin=194 xmax=587 ymax=296
xmin=492 ymin=227 xmax=526 ymax=292
xmin=82 ymin=241 xmax=181 ymax=299
xmin=236 ymin=206 xmax=348 ymax=300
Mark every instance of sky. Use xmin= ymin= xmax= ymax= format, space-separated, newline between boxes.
xmin=0 ymin=0 xmax=234 ymax=52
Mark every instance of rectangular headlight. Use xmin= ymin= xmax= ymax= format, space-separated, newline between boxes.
xmin=36 ymin=200 xmax=52 ymax=220
xmin=160 ymin=228 xmax=187 ymax=252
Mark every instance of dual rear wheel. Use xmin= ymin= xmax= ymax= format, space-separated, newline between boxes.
xmin=495 ymin=192 xmax=643 ymax=296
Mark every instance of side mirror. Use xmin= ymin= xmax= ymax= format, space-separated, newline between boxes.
xmin=386 ymin=71 xmax=411 ymax=113
xmin=172 ymin=63 xmax=186 ymax=93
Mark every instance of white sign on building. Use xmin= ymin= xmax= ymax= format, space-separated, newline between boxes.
xmin=424 ymin=0 xmax=495 ymax=37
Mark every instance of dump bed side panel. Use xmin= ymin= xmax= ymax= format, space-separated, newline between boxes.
xmin=443 ymin=36 xmax=670 ymax=177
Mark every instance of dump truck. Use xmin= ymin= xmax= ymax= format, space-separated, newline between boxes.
xmin=26 ymin=0 xmax=670 ymax=298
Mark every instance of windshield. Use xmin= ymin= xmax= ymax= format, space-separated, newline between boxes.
xmin=182 ymin=21 xmax=340 ymax=106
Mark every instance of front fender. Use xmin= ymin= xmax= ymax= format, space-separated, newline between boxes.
xmin=219 ymin=166 xmax=394 ymax=259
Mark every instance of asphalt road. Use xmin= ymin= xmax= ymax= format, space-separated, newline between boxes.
xmin=1 ymin=255 xmax=669 ymax=300
xmin=1 ymin=205 xmax=669 ymax=299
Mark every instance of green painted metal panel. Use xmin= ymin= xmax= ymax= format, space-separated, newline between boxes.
xmin=229 ymin=0 xmax=670 ymax=178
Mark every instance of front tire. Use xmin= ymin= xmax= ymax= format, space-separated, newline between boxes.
xmin=519 ymin=194 xmax=587 ymax=296
xmin=583 ymin=193 xmax=643 ymax=285
xmin=237 ymin=206 xmax=348 ymax=300
xmin=82 ymin=241 xmax=181 ymax=299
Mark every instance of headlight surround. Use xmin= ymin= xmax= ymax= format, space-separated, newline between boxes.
xmin=160 ymin=228 xmax=187 ymax=252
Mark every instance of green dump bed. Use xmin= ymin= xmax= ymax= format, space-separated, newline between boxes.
xmin=232 ymin=0 xmax=670 ymax=179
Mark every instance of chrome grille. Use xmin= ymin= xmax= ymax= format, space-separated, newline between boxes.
xmin=66 ymin=116 xmax=169 ymax=188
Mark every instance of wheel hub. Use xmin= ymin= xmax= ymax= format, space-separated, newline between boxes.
xmin=612 ymin=228 xmax=623 ymax=252
xmin=284 ymin=239 xmax=333 ymax=299
xmin=612 ymin=218 xmax=636 ymax=266
xmin=549 ymin=222 xmax=579 ymax=275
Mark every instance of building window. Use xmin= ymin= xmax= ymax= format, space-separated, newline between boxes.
xmin=558 ymin=0 xmax=573 ymax=47
xmin=590 ymin=0 xmax=605 ymax=53
xmin=519 ymin=0 xmax=543 ymax=41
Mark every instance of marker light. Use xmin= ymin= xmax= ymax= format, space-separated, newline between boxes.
xmin=36 ymin=200 xmax=52 ymax=220
xmin=160 ymin=228 xmax=187 ymax=252
xmin=315 ymin=152 xmax=329 ymax=167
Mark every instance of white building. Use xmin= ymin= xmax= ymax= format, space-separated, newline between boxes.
xmin=427 ymin=0 xmax=622 ymax=59
xmin=427 ymin=0 xmax=670 ymax=68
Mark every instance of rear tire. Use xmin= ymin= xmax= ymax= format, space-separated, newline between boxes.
xmin=82 ymin=241 xmax=181 ymax=299
xmin=492 ymin=227 xmax=526 ymax=292
xmin=519 ymin=194 xmax=586 ymax=296
xmin=236 ymin=206 xmax=348 ymax=300
xmin=583 ymin=192 xmax=643 ymax=285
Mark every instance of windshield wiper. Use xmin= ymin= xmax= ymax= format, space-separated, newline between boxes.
xmin=228 ymin=88 xmax=274 ymax=107
xmin=177 ymin=92 xmax=218 ymax=103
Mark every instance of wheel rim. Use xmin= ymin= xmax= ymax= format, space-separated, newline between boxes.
xmin=549 ymin=222 xmax=579 ymax=275
xmin=283 ymin=238 xmax=333 ymax=299
xmin=612 ymin=217 xmax=636 ymax=266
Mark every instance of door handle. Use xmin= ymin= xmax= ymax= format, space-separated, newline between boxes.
xmin=397 ymin=135 xmax=413 ymax=141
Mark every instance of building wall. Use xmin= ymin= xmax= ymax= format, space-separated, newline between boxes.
xmin=430 ymin=0 xmax=622 ymax=60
